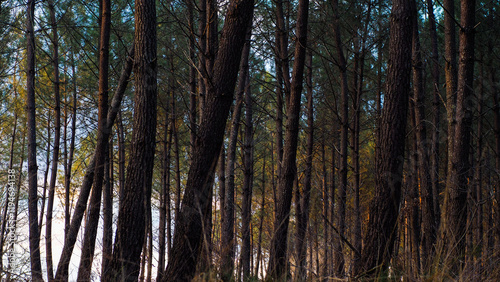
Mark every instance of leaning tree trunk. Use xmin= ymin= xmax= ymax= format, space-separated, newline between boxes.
xmin=103 ymin=0 xmax=158 ymax=279
xmin=162 ymin=0 xmax=254 ymax=279
xmin=359 ymin=0 xmax=414 ymax=276
xmin=267 ymin=0 xmax=309 ymax=278
xmin=54 ymin=44 xmax=134 ymax=281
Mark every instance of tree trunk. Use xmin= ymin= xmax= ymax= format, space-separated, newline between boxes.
xmin=255 ymin=153 xmax=266 ymax=278
xmin=411 ymin=0 xmax=435 ymax=271
xmin=438 ymin=0 xmax=476 ymax=275
xmin=267 ymin=0 xmax=309 ymax=278
xmin=102 ymin=141 xmax=113 ymax=276
xmin=295 ymin=50 xmax=314 ymax=281
xmin=156 ymin=116 xmax=171 ymax=281
xmin=104 ymin=0 xmax=158 ymax=278
xmin=26 ymin=0 xmax=43 ymax=279
xmin=359 ymin=0 xmax=414 ymax=275
xmin=331 ymin=0 xmax=348 ymax=276
xmin=444 ymin=0 xmax=458 ymax=180
xmin=77 ymin=0 xmax=111 ymax=278
xmin=426 ymin=0 xmax=442 ymax=230
xmin=162 ymin=0 xmax=254 ymax=279
xmin=241 ymin=51 xmax=254 ymax=280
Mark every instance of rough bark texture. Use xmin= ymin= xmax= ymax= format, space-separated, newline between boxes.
xmin=438 ymin=0 xmax=475 ymax=275
xmin=103 ymin=0 xmax=158 ymax=279
xmin=26 ymin=0 xmax=43 ymax=279
xmin=359 ymin=0 xmax=414 ymax=276
xmin=267 ymin=0 xmax=309 ymax=278
xmin=162 ymin=0 xmax=254 ymax=279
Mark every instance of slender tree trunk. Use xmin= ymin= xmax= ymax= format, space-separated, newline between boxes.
xmin=330 ymin=0 xmax=348 ymax=276
xmin=267 ymin=0 xmax=309 ymax=278
xmin=38 ymin=117 xmax=51 ymax=236
xmin=438 ymin=0 xmax=476 ymax=275
xmin=255 ymin=153 xmax=266 ymax=278
xmin=411 ymin=0 xmax=435 ymax=271
xmin=26 ymin=0 xmax=43 ymax=279
xmin=102 ymin=141 xmax=113 ymax=276
xmin=444 ymin=0 xmax=458 ymax=180
xmin=45 ymin=2 xmax=62 ymax=279
xmin=157 ymin=116 xmax=171 ymax=281
xmin=426 ymin=0 xmax=441 ymax=230
xmin=163 ymin=0 xmax=254 ymax=279
xmin=359 ymin=0 xmax=414 ymax=275
xmin=295 ymin=51 xmax=314 ymax=281
xmin=77 ymin=0 xmax=111 ymax=279
xmin=241 ymin=49 xmax=254 ymax=280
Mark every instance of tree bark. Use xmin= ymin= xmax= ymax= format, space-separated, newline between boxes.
xmin=295 ymin=50 xmax=314 ymax=281
xmin=330 ymin=0 xmax=348 ymax=276
xmin=411 ymin=0 xmax=435 ymax=271
xmin=26 ymin=0 xmax=43 ymax=278
xmin=45 ymin=2 xmax=62 ymax=279
xmin=104 ymin=0 xmax=158 ymax=278
xmin=359 ymin=0 xmax=414 ymax=276
xmin=267 ymin=0 xmax=309 ymax=278
xmin=241 ymin=47 xmax=254 ymax=280
xmin=162 ymin=0 xmax=254 ymax=279
xmin=438 ymin=0 xmax=476 ymax=275
xmin=77 ymin=0 xmax=111 ymax=279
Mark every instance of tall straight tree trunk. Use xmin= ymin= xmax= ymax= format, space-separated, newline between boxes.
xmin=26 ymin=0 xmax=43 ymax=279
xmin=359 ymin=0 xmax=414 ymax=276
xmin=330 ymin=0 xmax=348 ymax=276
xmin=255 ymin=153 xmax=266 ymax=278
xmin=156 ymin=116 xmax=171 ymax=281
xmin=438 ymin=0 xmax=476 ymax=275
xmin=104 ymin=0 xmax=158 ymax=278
xmin=411 ymin=0 xmax=436 ymax=271
xmin=295 ymin=50 xmax=314 ymax=281
xmin=65 ymin=52 xmax=78 ymax=238
xmin=45 ymin=2 xmax=62 ymax=279
xmin=77 ymin=0 xmax=111 ymax=279
xmin=267 ymin=0 xmax=309 ymax=278
xmin=54 ymin=45 xmax=134 ymax=281
xmin=102 ymin=141 xmax=113 ymax=276
xmin=38 ymin=117 xmax=51 ymax=236
xmin=163 ymin=0 xmax=254 ymax=279
xmin=426 ymin=0 xmax=441 ymax=229
xmin=241 ymin=66 xmax=254 ymax=281
xmin=444 ymin=0 xmax=458 ymax=179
